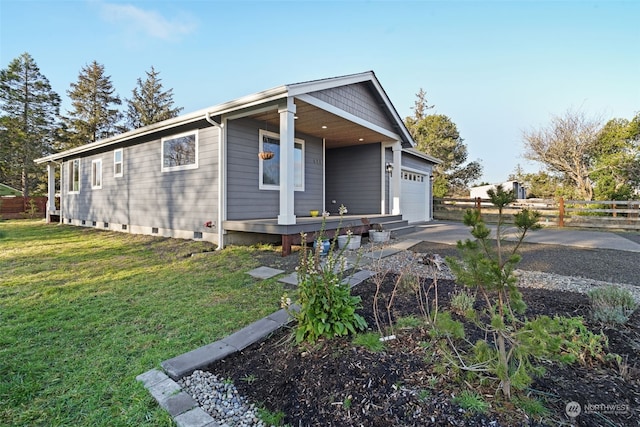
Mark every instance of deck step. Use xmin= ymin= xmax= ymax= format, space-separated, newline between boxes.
xmin=390 ymin=225 xmax=416 ymax=238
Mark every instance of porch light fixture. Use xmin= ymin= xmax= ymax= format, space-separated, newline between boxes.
xmin=385 ymin=162 xmax=393 ymax=174
xmin=429 ymin=174 xmax=434 ymax=181
xmin=321 ymin=125 xmax=327 ymax=129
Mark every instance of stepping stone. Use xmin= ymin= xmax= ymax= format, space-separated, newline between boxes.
xmin=278 ymin=272 xmax=298 ymax=286
xmin=391 ymin=239 xmax=422 ymax=250
xmin=363 ymin=247 xmax=402 ymax=260
xmin=247 ymin=266 xmax=284 ymax=279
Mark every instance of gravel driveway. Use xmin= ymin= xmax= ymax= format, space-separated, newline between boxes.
xmin=411 ymin=241 xmax=640 ymax=288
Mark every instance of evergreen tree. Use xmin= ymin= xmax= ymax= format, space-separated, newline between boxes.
xmin=65 ymin=61 xmax=122 ymax=148
xmin=405 ymin=91 xmax=482 ymax=196
xmin=0 ymin=52 xmax=60 ymax=196
xmin=126 ymin=66 xmax=182 ymax=129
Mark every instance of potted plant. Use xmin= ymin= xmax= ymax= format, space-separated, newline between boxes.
xmin=337 ymin=229 xmax=361 ymax=250
xmin=309 ymin=210 xmax=319 ymax=217
xmin=369 ymin=223 xmax=390 ymax=243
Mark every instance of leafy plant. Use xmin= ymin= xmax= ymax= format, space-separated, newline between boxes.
xmin=452 ymin=390 xmax=489 ymax=414
xmin=353 ymin=332 xmax=386 ymax=352
xmin=291 ymin=209 xmax=367 ymax=344
xmin=588 ymin=285 xmax=637 ymax=325
xmin=257 ymin=406 xmax=287 ymax=426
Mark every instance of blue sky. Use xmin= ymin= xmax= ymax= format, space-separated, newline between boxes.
xmin=1 ymin=0 xmax=638 ymax=184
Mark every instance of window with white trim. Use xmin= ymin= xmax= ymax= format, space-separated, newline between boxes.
xmin=114 ymin=149 xmax=123 ymax=177
xmin=161 ymin=131 xmax=198 ymax=172
xmin=259 ymin=129 xmax=304 ymax=191
xmin=68 ymin=159 xmax=80 ymax=193
xmin=92 ymin=159 xmax=102 ymax=189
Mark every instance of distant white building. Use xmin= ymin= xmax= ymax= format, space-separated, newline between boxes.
xmin=470 ymin=181 xmax=527 ymax=199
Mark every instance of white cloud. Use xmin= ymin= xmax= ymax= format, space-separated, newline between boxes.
xmin=98 ymin=2 xmax=197 ymax=41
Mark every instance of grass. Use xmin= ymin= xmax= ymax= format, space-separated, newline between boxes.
xmin=0 ymin=220 xmax=287 ymax=426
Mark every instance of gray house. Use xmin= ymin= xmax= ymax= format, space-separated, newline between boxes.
xmin=36 ymin=71 xmax=440 ymax=254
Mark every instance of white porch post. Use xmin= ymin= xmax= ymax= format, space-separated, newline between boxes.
xmin=391 ymin=142 xmax=402 ymax=215
xmin=46 ymin=163 xmax=56 ymax=223
xmin=277 ymin=97 xmax=297 ymax=225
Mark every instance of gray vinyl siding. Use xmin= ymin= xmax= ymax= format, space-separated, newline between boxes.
xmin=226 ymin=118 xmax=323 ymax=220
xmin=62 ymin=126 xmax=219 ymax=232
xmin=325 ymin=143 xmax=381 ymax=215
xmin=308 ymin=83 xmax=396 ymax=133
xmin=402 ymin=152 xmax=432 ymax=173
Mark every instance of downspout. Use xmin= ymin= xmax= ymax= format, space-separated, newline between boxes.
xmin=205 ymin=112 xmax=225 ymax=250
xmin=50 ymin=160 xmax=63 ymax=224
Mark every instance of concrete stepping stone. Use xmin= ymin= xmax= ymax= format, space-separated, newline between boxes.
xmin=246 ymin=266 xmax=284 ymax=279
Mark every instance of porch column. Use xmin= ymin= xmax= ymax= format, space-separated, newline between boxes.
xmin=391 ymin=142 xmax=402 ymax=215
xmin=46 ymin=163 xmax=56 ymax=223
xmin=277 ymin=97 xmax=297 ymax=225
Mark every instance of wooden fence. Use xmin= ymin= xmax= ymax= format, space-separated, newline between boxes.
xmin=434 ymin=197 xmax=640 ymax=231
xmin=0 ymin=196 xmax=47 ymax=219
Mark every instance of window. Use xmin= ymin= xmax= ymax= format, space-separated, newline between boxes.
xmin=161 ymin=131 xmax=198 ymax=172
xmin=68 ymin=159 xmax=80 ymax=193
xmin=92 ymin=159 xmax=102 ymax=189
xmin=114 ymin=149 xmax=123 ymax=177
xmin=259 ymin=130 xmax=304 ymax=191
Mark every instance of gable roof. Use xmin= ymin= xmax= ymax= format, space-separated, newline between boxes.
xmin=36 ymin=71 xmax=417 ymax=164
xmin=0 ymin=183 xmax=23 ymax=196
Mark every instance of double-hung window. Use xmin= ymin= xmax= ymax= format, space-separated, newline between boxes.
xmin=259 ymin=130 xmax=304 ymax=191
xmin=114 ymin=149 xmax=123 ymax=177
xmin=161 ymin=131 xmax=198 ymax=172
xmin=91 ymin=159 xmax=102 ymax=189
xmin=68 ymin=159 xmax=80 ymax=193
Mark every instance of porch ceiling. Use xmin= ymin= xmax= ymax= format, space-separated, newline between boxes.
xmin=249 ymin=99 xmax=392 ymax=149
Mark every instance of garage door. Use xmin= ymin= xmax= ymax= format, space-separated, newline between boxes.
xmin=400 ymin=171 xmax=427 ymax=223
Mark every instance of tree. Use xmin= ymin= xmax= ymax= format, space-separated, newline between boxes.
xmin=0 ymin=53 xmax=60 ymax=197
xmin=405 ymin=88 xmax=434 ymax=139
xmin=590 ymin=113 xmax=640 ymax=200
xmin=125 ymin=66 xmax=182 ymax=129
xmin=522 ymin=109 xmax=602 ymax=200
xmin=409 ymin=113 xmax=482 ymax=196
xmin=65 ymin=61 xmax=122 ymax=148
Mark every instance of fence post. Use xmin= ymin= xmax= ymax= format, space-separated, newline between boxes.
xmin=558 ymin=197 xmax=565 ymax=227
xmin=475 ymin=197 xmax=482 ymax=217
xmin=612 ymin=201 xmax=617 ymax=218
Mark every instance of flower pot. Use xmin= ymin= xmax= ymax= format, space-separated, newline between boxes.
xmin=369 ymin=230 xmax=390 ymax=243
xmin=309 ymin=210 xmax=319 ymax=217
xmin=337 ymin=234 xmax=361 ymax=250
xmin=313 ymin=239 xmax=331 ymax=256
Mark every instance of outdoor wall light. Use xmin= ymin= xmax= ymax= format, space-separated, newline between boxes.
xmin=385 ymin=163 xmax=394 ymax=174
xmin=429 ymin=175 xmax=434 ymax=181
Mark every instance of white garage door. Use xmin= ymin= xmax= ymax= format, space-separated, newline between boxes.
xmin=400 ymin=170 xmax=427 ymax=223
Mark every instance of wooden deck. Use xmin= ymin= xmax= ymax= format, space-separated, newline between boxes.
xmin=223 ymin=214 xmax=403 ymax=256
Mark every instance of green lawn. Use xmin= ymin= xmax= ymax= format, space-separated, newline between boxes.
xmin=0 ymin=220 xmax=287 ymax=426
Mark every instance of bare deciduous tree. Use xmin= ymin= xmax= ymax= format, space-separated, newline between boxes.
xmin=522 ymin=109 xmax=602 ymax=200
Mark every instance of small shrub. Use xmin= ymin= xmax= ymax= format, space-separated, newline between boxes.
xmin=452 ymin=390 xmax=489 ymax=414
xmin=395 ymin=315 xmax=424 ymax=329
xmin=513 ymin=395 xmax=549 ymax=418
xmin=588 ymin=285 xmax=637 ymax=325
xmin=353 ymin=332 xmax=385 ymax=352
xmin=450 ymin=288 xmax=475 ymax=317
xmin=257 ymin=407 xmax=287 ymax=426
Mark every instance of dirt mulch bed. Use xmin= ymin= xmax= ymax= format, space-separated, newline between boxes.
xmin=208 ymin=261 xmax=640 ymax=426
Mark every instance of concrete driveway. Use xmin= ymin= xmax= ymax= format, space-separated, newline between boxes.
xmin=409 ymin=221 xmax=640 ymax=253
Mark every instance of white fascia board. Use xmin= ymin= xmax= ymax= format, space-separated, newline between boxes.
xmin=367 ymin=74 xmax=416 ymax=148
xmin=286 ymin=71 xmax=374 ymax=97
xmin=35 ymin=85 xmax=289 ymax=164
xmin=296 ymin=93 xmax=403 ymax=142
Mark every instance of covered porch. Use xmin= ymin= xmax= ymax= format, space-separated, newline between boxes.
xmin=223 ymin=213 xmax=413 ymax=256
